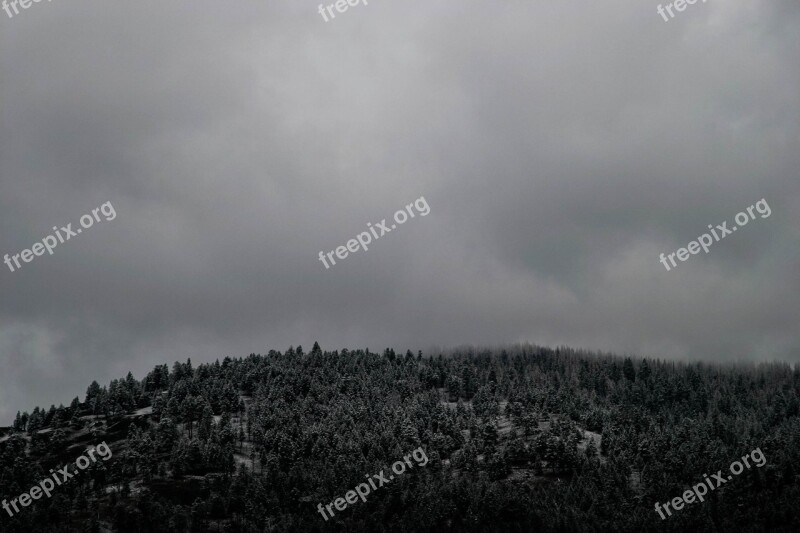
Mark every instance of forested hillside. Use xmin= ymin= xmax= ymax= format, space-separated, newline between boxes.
xmin=1 ymin=344 xmax=799 ymax=532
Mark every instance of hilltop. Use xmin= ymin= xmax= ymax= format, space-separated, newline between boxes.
xmin=1 ymin=344 xmax=799 ymax=532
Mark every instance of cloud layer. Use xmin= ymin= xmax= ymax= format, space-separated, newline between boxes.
xmin=1 ymin=0 xmax=799 ymax=422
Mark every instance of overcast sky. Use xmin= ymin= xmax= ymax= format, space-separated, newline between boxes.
xmin=1 ymin=0 xmax=798 ymax=423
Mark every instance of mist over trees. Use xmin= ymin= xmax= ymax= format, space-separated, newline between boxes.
xmin=1 ymin=343 xmax=798 ymax=532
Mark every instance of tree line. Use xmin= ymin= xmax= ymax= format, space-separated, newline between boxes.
xmin=1 ymin=343 xmax=798 ymax=532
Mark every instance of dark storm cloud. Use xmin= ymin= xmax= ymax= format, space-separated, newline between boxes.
xmin=1 ymin=0 xmax=798 ymax=421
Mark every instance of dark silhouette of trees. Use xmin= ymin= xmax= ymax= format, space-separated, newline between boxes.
xmin=1 ymin=343 xmax=799 ymax=532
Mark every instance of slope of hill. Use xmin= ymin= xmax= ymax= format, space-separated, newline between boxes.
xmin=1 ymin=344 xmax=799 ymax=532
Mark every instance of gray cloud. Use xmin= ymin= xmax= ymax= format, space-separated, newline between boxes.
xmin=1 ymin=0 xmax=799 ymax=422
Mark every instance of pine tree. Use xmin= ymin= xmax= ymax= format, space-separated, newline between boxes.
xmin=198 ymin=403 xmax=214 ymax=441
xmin=623 ymin=358 xmax=636 ymax=382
